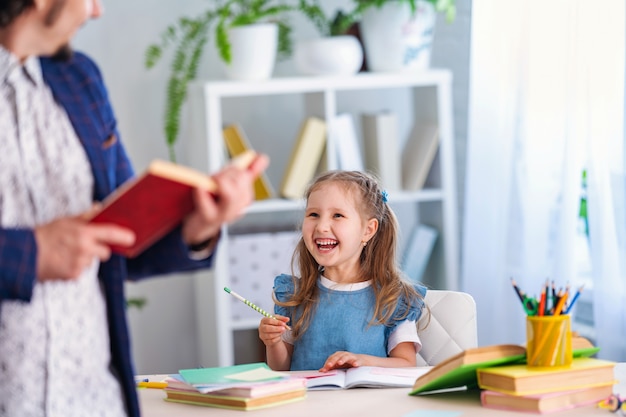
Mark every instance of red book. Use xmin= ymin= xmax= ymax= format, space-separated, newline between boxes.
xmin=89 ymin=151 xmax=256 ymax=257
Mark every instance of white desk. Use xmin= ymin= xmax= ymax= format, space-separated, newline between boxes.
xmin=138 ymin=364 xmax=625 ymax=417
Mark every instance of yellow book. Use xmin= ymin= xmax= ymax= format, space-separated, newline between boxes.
xmin=223 ymin=123 xmax=274 ymax=200
xmin=280 ymin=117 xmax=327 ymax=199
xmin=476 ymin=357 xmax=616 ymax=397
xmin=164 ymin=387 xmax=307 ymax=410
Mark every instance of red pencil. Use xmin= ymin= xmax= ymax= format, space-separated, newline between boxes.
xmin=538 ymin=285 xmax=546 ymax=316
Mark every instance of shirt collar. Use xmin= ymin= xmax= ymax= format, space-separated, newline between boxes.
xmin=0 ymin=45 xmax=44 ymax=87
xmin=319 ymin=275 xmax=372 ymax=291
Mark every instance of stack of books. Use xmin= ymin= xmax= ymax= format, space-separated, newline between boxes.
xmin=162 ymin=362 xmax=307 ymax=411
xmin=477 ymin=357 xmax=616 ymax=414
xmin=409 ymin=336 xmax=616 ymax=414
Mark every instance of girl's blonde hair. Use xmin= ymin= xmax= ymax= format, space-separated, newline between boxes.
xmin=277 ymin=170 xmax=427 ymax=339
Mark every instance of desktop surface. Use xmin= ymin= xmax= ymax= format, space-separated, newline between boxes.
xmin=138 ymin=363 xmax=625 ymax=417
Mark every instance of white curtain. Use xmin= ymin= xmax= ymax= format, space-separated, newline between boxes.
xmin=463 ymin=0 xmax=625 ymax=360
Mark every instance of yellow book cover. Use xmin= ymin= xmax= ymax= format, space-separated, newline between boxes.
xmin=477 ymin=357 xmax=616 ymax=397
xmin=280 ymin=117 xmax=327 ymax=200
xmin=164 ymin=388 xmax=307 ymax=410
xmin=223 ymin=123 xmax=274 ymax=200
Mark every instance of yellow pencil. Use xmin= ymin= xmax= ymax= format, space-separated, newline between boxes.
xmin=553 ymin=291 xmax=568 ymax=316
xmin=136 ymin=381 xmax=168 ymax=389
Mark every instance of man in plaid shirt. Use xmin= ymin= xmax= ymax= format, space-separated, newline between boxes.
xmin=0 ymin=1 xmax=268 ymax=416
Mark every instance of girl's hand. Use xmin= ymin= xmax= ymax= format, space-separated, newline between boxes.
xmin=258 ymin=314 xmax=290 ymax=347
xmin=319 ymin=351 xmax=365 ymax=372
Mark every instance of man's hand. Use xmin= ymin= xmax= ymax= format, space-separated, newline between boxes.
xmin=35 ymin=214 xmax=135 ymax=281
xmin=182 ymin=153 xmax=270 ymax=246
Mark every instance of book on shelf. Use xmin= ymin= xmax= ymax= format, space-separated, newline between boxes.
xmin=476 ymin=357 xmax=616 ymax=397
xmin=361 ymin=112 xmax=401 ymax=191
xmin=409 ymin=337 xmax=600 ymax=395
xmin=88 ymin=151 xmax=257 ymax=258
xmin=291 ymin=366 xmax=429 ymax=391
xmin=280 ymin=117 xmax=327 ymax=199
xmin=402 ymin=123 xmax=439 ymax=191
xmin=480 ymin=384 xmax=614 ymax=414
xmin=330 ymin=113 xmax=364 ymax=171
xmin=222 ymin=123 xmax=274 ymax=200
xmin=164 ymin=386 xmax=307 ymax=411
xmin=401 ymin=224 xmax=438 ymax=283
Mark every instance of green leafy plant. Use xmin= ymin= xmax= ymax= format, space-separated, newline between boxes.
xmin=298 ymin=0 xmax=455 ymax=39
xmin=297 ymin=0 xmax=363 ymax=37
xmin=356 ymin=0 xmax=456 ymax=22
xmin=126 ymin=297 xmax=147 ymax=309
xmin=145 ymin=0 xmax=295 ymax=162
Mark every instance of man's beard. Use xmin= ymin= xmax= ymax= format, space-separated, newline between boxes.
xmin=50 ymin=44 xmax=73 ymax=61
xmin=45 ymin=0 xmax=72 ymax=61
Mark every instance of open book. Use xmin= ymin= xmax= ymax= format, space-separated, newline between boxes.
xmin=292 ymin=367 xmax=430 ymax=391
xmin=410 ymin=336 xmax=601 ymax=395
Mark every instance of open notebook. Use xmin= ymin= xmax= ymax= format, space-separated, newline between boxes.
xmin=292 ymin=366 xmax=431 ymax=390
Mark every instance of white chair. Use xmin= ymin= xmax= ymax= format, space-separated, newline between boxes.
xmin=416 ymin=290 xmax=478 ymax=366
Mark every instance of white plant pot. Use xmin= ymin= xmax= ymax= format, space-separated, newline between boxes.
xmin=360 ymin=0 xmax=436 ymax=72
xmin=294 ymin=35 xmax=363 ymax=76
xmin=222 ymin=23 xmax=278 ymax=81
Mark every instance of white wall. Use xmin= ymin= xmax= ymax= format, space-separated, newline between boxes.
xmin=73 ymin=0 xmax=471 ymax=374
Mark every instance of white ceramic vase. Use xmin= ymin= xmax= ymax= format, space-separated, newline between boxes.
xmin=360 ymin=0 xmax=436 ymax=72
xmin=222 ymin=23 xmax=278 ymax=81
xmin=294 ymin=35 xmax=363 ymax=76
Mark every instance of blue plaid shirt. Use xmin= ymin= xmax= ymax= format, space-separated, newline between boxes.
xmin=0 ymin=51 xmax=213 ymax=417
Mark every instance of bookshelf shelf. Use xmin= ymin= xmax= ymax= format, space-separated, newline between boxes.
xmin=185 ymin=70 xmax=458 ymax=367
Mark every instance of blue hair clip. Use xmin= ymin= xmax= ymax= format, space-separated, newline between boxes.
xmin=381 ymin=190 xmax=388 ymax=203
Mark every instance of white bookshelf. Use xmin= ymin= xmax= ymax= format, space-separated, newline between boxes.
xmin=185 ymin=70 xmax=458 ymax=367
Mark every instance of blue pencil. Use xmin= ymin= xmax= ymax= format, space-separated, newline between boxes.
xmin=563 ymin=285 xmax=584 ymax=315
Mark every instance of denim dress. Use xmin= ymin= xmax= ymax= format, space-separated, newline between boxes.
xmin=273 ymin=274 xmax=426 ymax=371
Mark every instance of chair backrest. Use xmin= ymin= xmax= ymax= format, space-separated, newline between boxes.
xmin=416 ymin=290 xmax=478 ymax=366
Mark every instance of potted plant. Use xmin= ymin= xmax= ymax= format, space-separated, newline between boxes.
xmin=357 ymin=0 xmax=456 ymax=72
xmin=292 ymin=0 xmax=365 ymax=76
xmin=293 ymin=0 xmax=455 ymax=76
xmin=145 ymin=0 xmax=296 ymax=162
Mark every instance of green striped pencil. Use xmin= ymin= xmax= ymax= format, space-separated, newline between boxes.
xmin=224 ymin=287 xmax=291 ymax=330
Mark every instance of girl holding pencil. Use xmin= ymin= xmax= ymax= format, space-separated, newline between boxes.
xmin=258 ymin=171 xmax=428 ymax=371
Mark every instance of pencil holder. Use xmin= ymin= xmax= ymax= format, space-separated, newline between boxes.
xmin=526 ymin=315 xmax=573 ymax=368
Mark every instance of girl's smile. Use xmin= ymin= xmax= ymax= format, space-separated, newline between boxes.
xmin=303 ymin=183 xmax=377 ymax=283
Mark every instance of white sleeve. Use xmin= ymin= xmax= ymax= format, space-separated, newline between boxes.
xmin=387 ymin=320 xmax=422 ymax=355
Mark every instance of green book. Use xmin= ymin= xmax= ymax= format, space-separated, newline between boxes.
xmin=409 ymin=341 xmax=600 ymax=395
xmin=179 ymin=362 xmax=283 ymax=386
